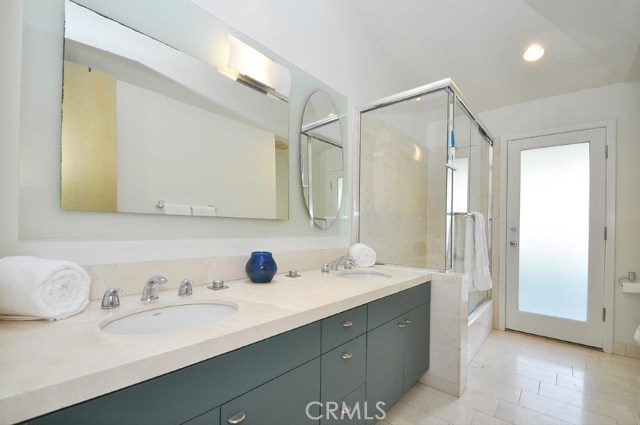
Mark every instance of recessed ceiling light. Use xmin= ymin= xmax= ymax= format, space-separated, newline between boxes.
xmin=523 ymin=44 xmax=545 ymax=62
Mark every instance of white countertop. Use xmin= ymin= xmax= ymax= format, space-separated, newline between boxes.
xmin=0 ymin=265 xmax=431 ymax=424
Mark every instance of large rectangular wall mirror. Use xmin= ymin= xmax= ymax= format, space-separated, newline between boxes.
xmin=61 ymin=1 xmax=290 ymax=220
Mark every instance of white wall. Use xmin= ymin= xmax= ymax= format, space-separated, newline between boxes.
xmin=189 ymin=0 xmax=406 ymax=105
xmin=0 ymin=0 xmax=405 ymax=265
xmin=479 ymin=81 xmax=640 ymax=344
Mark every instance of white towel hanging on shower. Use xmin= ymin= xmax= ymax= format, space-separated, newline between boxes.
xmin=464 ymin=212 xmax=493 ymax=291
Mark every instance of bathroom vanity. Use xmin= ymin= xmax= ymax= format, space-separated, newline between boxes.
xmin=24 ymin=283 xmax=430 ymax=424
xmin=0 ymin=266 xmax=432 ymax=424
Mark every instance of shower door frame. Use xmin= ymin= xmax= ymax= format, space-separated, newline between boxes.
xmin=354 ymin=78 xmax=495 ymax=272
xmin=498 ymin=120 xmax=616 ymax=353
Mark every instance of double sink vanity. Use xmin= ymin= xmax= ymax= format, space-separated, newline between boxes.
xmin=1 ymin=265 xmax=432 ymax=424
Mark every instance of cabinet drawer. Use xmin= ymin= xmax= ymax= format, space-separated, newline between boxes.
xmin=322 ymin=305 xmax=367 ymax=353
xmin=367 ymin=282 xmax=430 ymax=330
xmin=321 ymin=384 xmax=366 ymax=425
xmin=183 ymin=407 xmax=220 ymax=425
xmin=221 ymin=359 xmax=320 ymax=425
xmin=321 ymin=334 xmax=366 ymax=403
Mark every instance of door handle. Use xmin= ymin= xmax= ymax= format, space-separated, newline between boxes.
xmin=510 ymin=241 xmax=519 ymax=247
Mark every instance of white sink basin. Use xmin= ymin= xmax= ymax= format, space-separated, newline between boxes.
xmin=336 ymin=271 xmax=392 ymax=281
xmin=100 ymin=302 xmax=237 ymax=335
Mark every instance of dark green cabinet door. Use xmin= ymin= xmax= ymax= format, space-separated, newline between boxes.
xmin=402 ymin=302 xmax=430 ymax=393
xmin=365 ymin=318 xmax=403 ymax=417
xmin=220 ymin=359 xmax=321 ymax=425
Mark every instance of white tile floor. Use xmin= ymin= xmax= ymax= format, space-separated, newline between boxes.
xmin=379 ymin=330 xmax=640 ymax=425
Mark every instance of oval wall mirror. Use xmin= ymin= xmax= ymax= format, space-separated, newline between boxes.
xmin=300 ymin=91 xmax=344 ymax=229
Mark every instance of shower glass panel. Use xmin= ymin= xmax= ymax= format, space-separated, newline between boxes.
xmin=452 ymin=99 xmax=493 ymax=314
xmin=359 ymin=80 xmax=493 ymax=316
xmin=359 ymin=90 xmax=449 ymax=269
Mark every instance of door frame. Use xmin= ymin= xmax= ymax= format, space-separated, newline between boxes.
xmin=498 ymin=120 xmax=616 ymax=352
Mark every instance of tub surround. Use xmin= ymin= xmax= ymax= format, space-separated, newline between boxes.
xmin=0 ymin=264 xmax=431 ymax=424
xmin=468 ymin=299 xmax=494 ymax=363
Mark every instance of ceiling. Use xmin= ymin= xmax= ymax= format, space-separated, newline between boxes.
xmin=352 ymin=0 xmax=640 ymax=112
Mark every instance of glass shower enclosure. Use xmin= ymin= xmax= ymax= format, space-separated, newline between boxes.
xmin=357 ymin=79 xmax=494 ymax=315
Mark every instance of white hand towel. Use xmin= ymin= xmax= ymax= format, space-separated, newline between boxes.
xmin=464 ymin=212 xmax=493 ymax=291
xmin=464 ymin=215 xmax=475 ymax=282
xmin=348 ymin=243 xmax=376 ymax=267
xmin=162 ymin=203 xmax=192 ymax=215
xmin=0 ymin=256 xmax=90 ymax=320
xmin=192 ymin=205 xmax=216 ymax=216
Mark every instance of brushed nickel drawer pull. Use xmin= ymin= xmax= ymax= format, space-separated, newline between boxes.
xmin=398 ymin=322 xmax=407 ymax=328
xmin=342 ymin=352 xmax=353 ymax=360
xmin=404 ymin=319 xmax=412 ymax=325
xmin=342 ymin=320 xmax=353 ymax=328
xmin=228 ymin=411 xmax=246 ymax=424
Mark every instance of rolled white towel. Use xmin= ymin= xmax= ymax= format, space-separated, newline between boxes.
xmin=348 ymin=243 xmax=376 ymax=267
xmin=0 ymin=256 xmax=90 ymax=320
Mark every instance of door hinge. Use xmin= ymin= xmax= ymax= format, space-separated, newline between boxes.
xmin=602 ymin=307 xmax=606 ymax=322
xmin=605 ymin=145 xmax=609 ymax=159
xmin=604 ymin=226 xmax=608 ymax=240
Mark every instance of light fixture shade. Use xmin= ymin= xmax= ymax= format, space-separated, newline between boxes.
xmin=227 ymin=35 xmax=291 ymax=99
xmin=523 ymin=44 xmax=545 ymax=62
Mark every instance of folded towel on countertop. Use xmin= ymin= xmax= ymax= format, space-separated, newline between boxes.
xmin=348 ymin=243 xmax=376 ymax=267
xmin=464 ymin=212 xmax=493 ymax=291
xmin=0 ymin=256 xmax=90 ymax=320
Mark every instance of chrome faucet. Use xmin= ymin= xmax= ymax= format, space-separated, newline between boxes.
xmin=141 ymin=275 xmax=168 ymax=303
xmin=101 ymin=288 xmax=123 ymax=309
xmin=330 ymin=256 xmax=354 ymax=271
xmin=178 ymin=279 xmax=193 ymax=297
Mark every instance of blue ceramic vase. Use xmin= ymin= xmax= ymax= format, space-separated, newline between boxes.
xmin=246 ymin=251 xmax=277 ymax=283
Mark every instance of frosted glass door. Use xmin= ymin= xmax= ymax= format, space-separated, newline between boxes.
xmin=519 ymin=143 xmax=589 ymax=321
xmin=505 ymin=128 xmax=606 ymax=348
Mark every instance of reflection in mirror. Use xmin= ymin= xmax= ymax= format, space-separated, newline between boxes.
xmin=301 ymin=91 xmax=344 ymax=229
xmin=60 ymin=1 xmax=289 ymax=219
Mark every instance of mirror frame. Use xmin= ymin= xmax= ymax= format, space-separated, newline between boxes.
xmin=300 ymin=90 xmax=345 ymax=229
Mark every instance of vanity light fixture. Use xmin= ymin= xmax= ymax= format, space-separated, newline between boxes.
xmin=523 ymin=44 xmax=545 ymax=62
xmin=222 ymin=34 xmax=291 ymax=100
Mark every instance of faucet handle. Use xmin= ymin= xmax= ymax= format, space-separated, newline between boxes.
xmin=101 ymin=288 xmax=123 ymax=309
xmin=178 ymin=279 xmax=193 ymax=297
xmin=321 ymin=262 xmax=330 ymax=273
xmin=344 ymin=259 xmax=353 ymax=270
